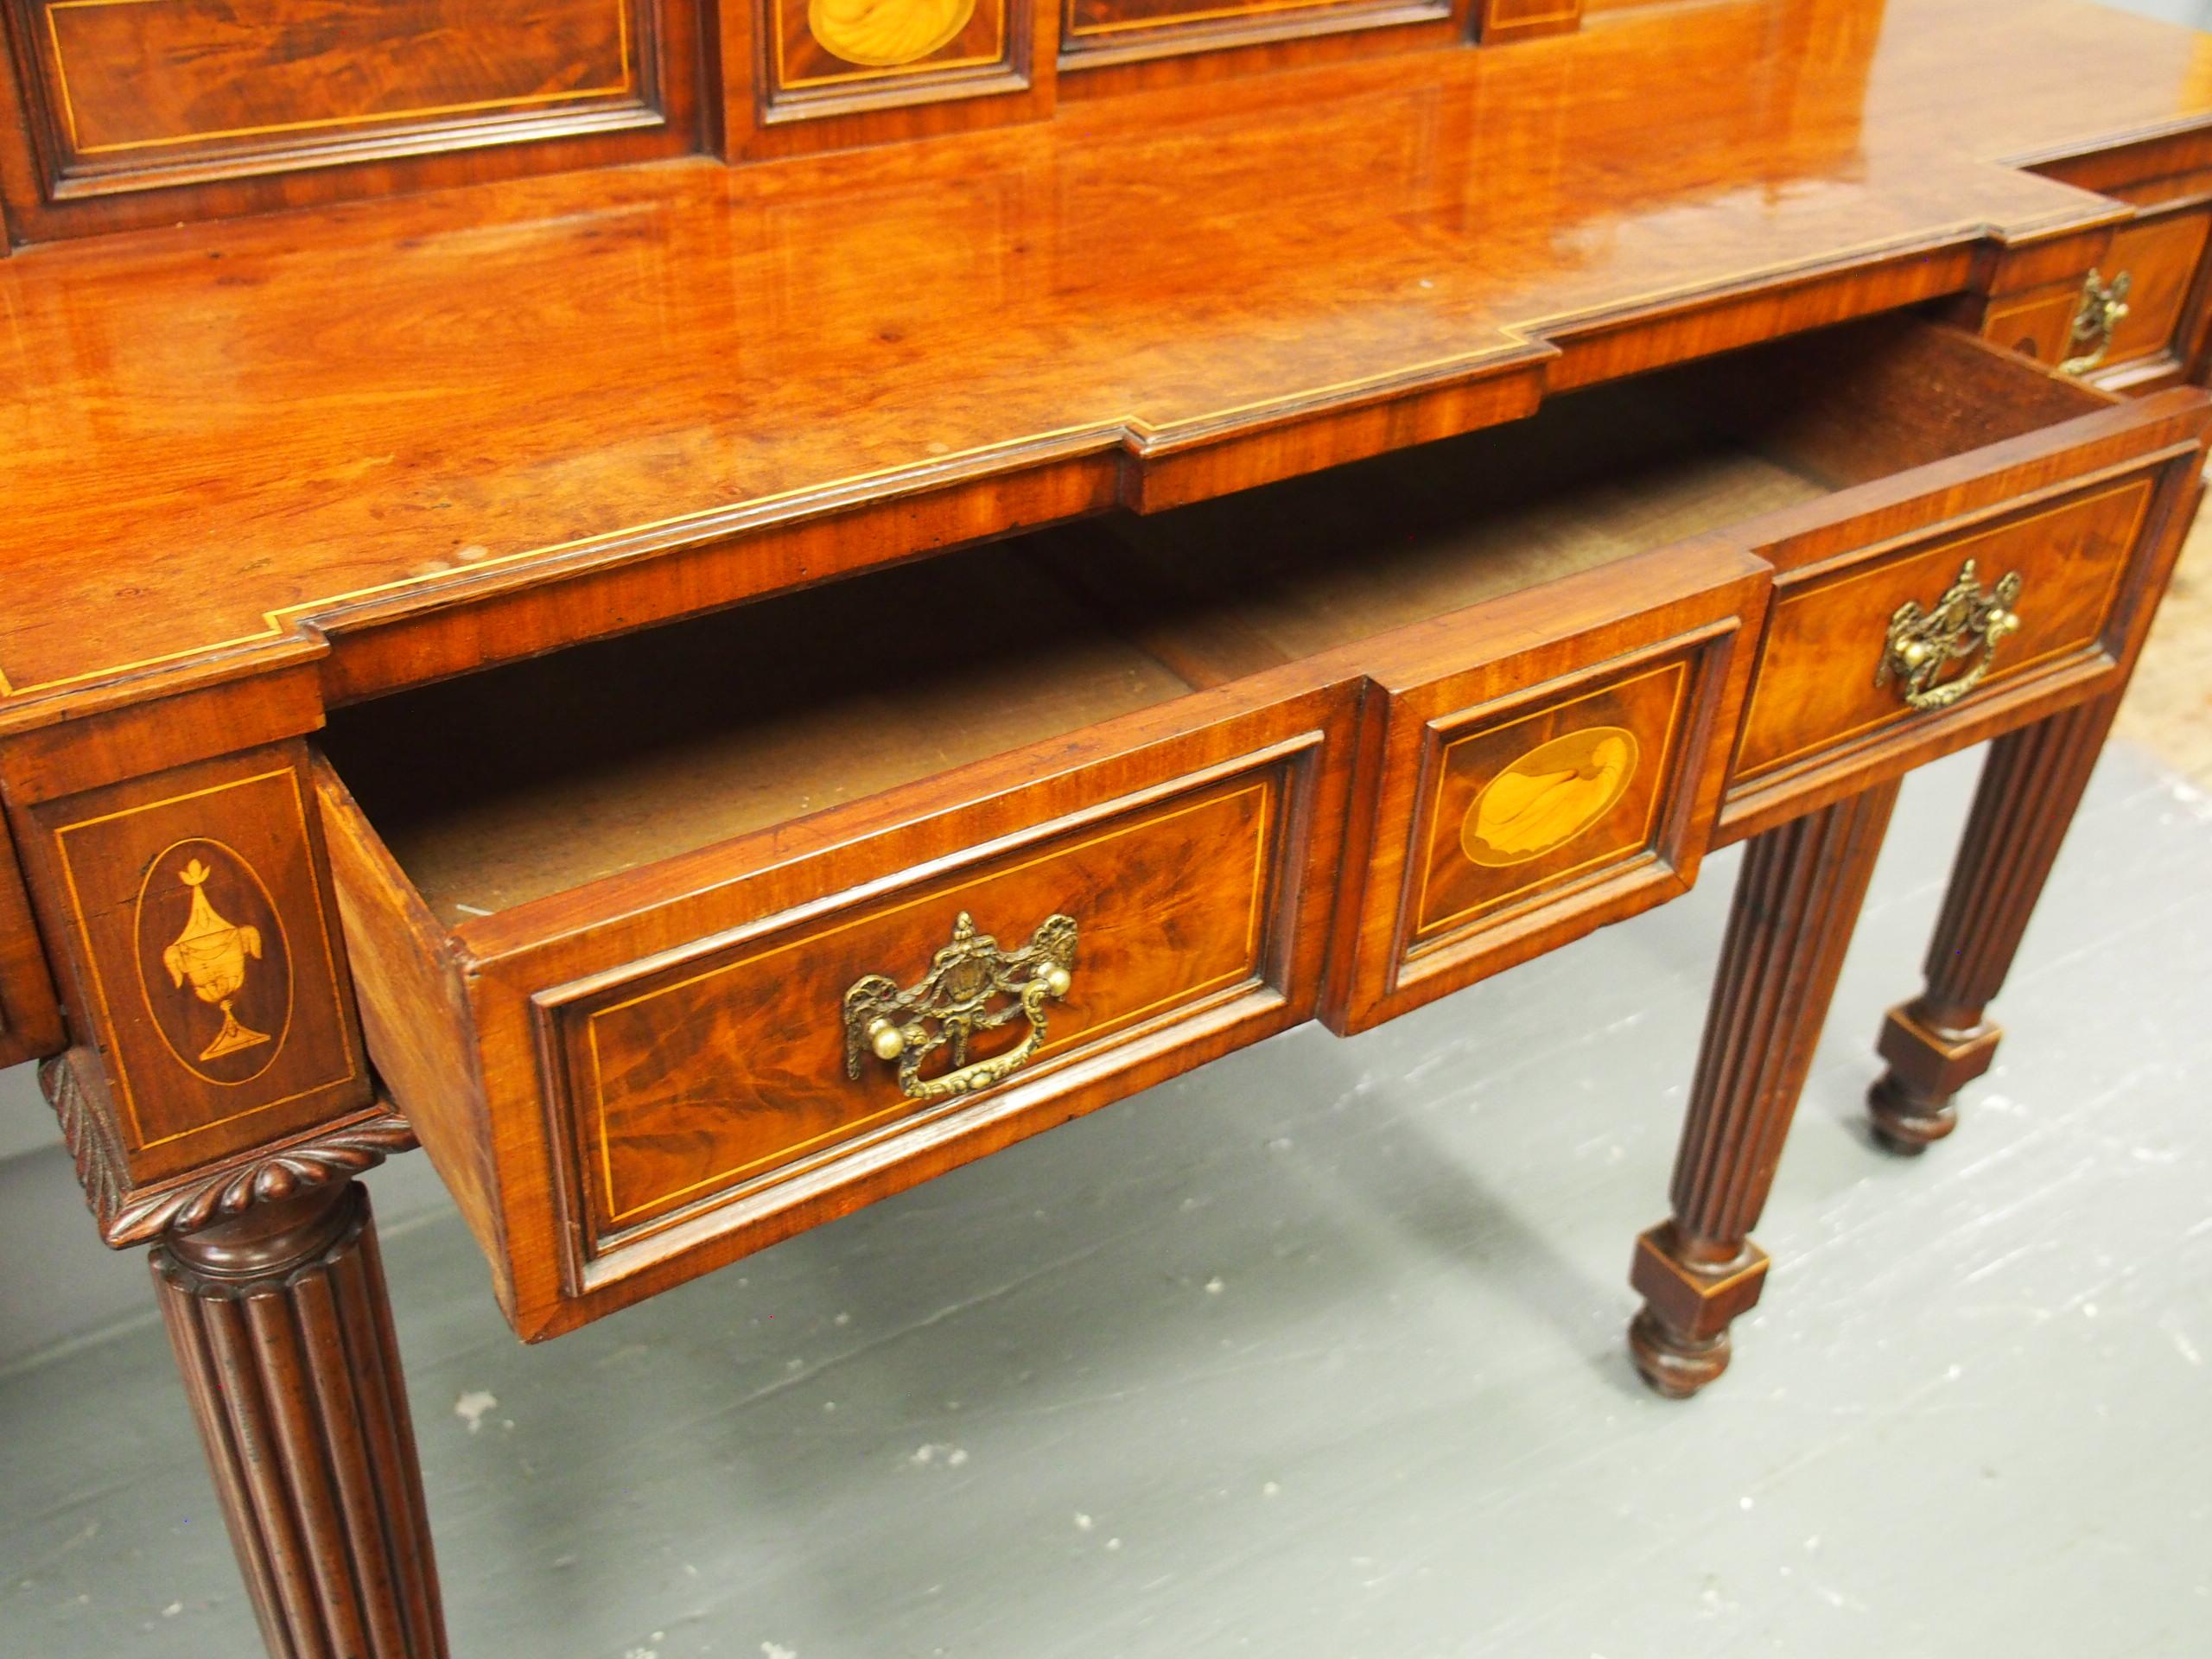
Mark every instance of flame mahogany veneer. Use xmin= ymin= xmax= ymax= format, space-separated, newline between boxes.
xmin=4 ymin=3 xmax=2212 ymax=1653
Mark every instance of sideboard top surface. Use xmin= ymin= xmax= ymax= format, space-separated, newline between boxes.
xmin=0 ymin=0 xmax=2207 ymax=720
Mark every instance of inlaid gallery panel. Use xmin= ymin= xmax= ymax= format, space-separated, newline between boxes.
xmin=750 ymin=0 xmax=1462 ymax=125
xmin=4 ymin=0 xmax=684 ymax=195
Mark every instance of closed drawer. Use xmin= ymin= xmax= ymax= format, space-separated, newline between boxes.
xmin=2094 ymin=208 xmax=2212 ymax=388
xmin=317 ymin=313 xmax=2206 ymax=1337
xmin=1985 ymin=214 xmax=2212 ymax=384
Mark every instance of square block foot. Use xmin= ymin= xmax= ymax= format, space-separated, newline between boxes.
xmin=1629 ymin=1224 xmax=1769 ymax=1343
xmin=1875 ymin=1003 xmax=2001 ymax=1099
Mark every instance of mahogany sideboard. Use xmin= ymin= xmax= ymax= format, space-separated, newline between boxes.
xmin=4 ymin=1 xmax=2212 ymax=1651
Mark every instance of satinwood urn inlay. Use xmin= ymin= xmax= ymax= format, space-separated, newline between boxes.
xmin=137 ymin=840 xmax=292 ymax=1085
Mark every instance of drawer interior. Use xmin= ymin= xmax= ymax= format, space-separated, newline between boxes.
xmin=321 ymin=315 xmax=2109 ymax=926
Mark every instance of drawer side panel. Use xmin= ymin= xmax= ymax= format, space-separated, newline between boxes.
xmin=314 ymin=758 xmax=508 ymax=1289
xmin=0 ymin=807 xmax=64 ymax=1068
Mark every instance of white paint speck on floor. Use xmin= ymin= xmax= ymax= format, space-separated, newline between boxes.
xmin=1 ymin=742 xmax=2207 ymax=1658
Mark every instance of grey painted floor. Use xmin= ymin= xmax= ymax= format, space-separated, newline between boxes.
xmin=3 ymin=741 xmax=2208 ymax=1659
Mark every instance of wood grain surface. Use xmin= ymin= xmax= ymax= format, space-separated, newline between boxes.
xmin=3 ymin=0 xmax=2210 ymax=723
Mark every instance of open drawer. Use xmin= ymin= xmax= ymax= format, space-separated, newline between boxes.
xmin=315 ymin=314 xmax=2206 ymax=1337
xmin=317 ymin=553 xmax=1363 ymax=1338
xmin=1051 ymin=315 xmax=2206 ymax=1024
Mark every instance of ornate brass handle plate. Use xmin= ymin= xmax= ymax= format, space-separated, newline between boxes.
xmin=843 ymin=912 xmax=1077 ymax=1102
xmin=2061 ymin=267 xmax=2132 ymax=375
xmin=1875 ymin=558 xmax=2025 ymax=713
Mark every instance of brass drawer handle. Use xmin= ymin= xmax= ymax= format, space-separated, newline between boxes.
xmin=843 ymin=912 xmax=1077 ymax=1102
xmin=2061 ymin=266 xmax=2132 ymax=375
xmin=1875 ymin=557 xmax=2024 ymax=713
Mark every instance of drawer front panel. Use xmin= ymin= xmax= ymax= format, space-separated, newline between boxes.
xmin=28 ymin=747 xmax=372 ymax=1184
xmin=1326 ymin=543 xmax=1769 ymax=1033
xmin=1409 ymin=656 xmax=1688 ymax=948
xmin=2102 ymin=211 xmax=2211 ymax=373
xmin=546 ymin=760 xmax=1297 ymax=1256
xmin=1736 ymin=473 xmax=2153 ymax=782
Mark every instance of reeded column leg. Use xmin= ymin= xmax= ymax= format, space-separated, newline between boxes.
xmin=152 ymin=1178 xmax=447 ymax=1659
xmin=1630 ymin=779 xmax=1902 ymax=1398
xmin=1867 ymin=693 xmax=2118 ymax=1153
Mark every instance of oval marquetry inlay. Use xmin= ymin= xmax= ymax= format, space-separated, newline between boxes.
xmin=1460 ymin=727 xmax=1639 ymax=868
xmin=134 ymin=838 xmax=293 ymax=1086
xmin=809 ymin=0 xmax=976 ymax=67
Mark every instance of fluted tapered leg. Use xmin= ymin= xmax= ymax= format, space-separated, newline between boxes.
xmin=152 ymin=1179 xmax=447 ymax=1659
xmin=1630 ymin=779 xmax=1901 ymax=1398
xmin=1866 ymin=693 xmax=2119 ymax=1153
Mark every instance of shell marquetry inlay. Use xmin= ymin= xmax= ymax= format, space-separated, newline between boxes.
xmin=1460 ymin=727 xmax=1640 ymax=868
xmin=809 ymin=0 xmax=977 ymax=65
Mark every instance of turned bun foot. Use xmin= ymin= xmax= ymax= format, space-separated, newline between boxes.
xmin=1867 ymin=1071 xmax=1958 ymax=1154
xmin=1629 ymin=1307 xmax=1732 ymax=1399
